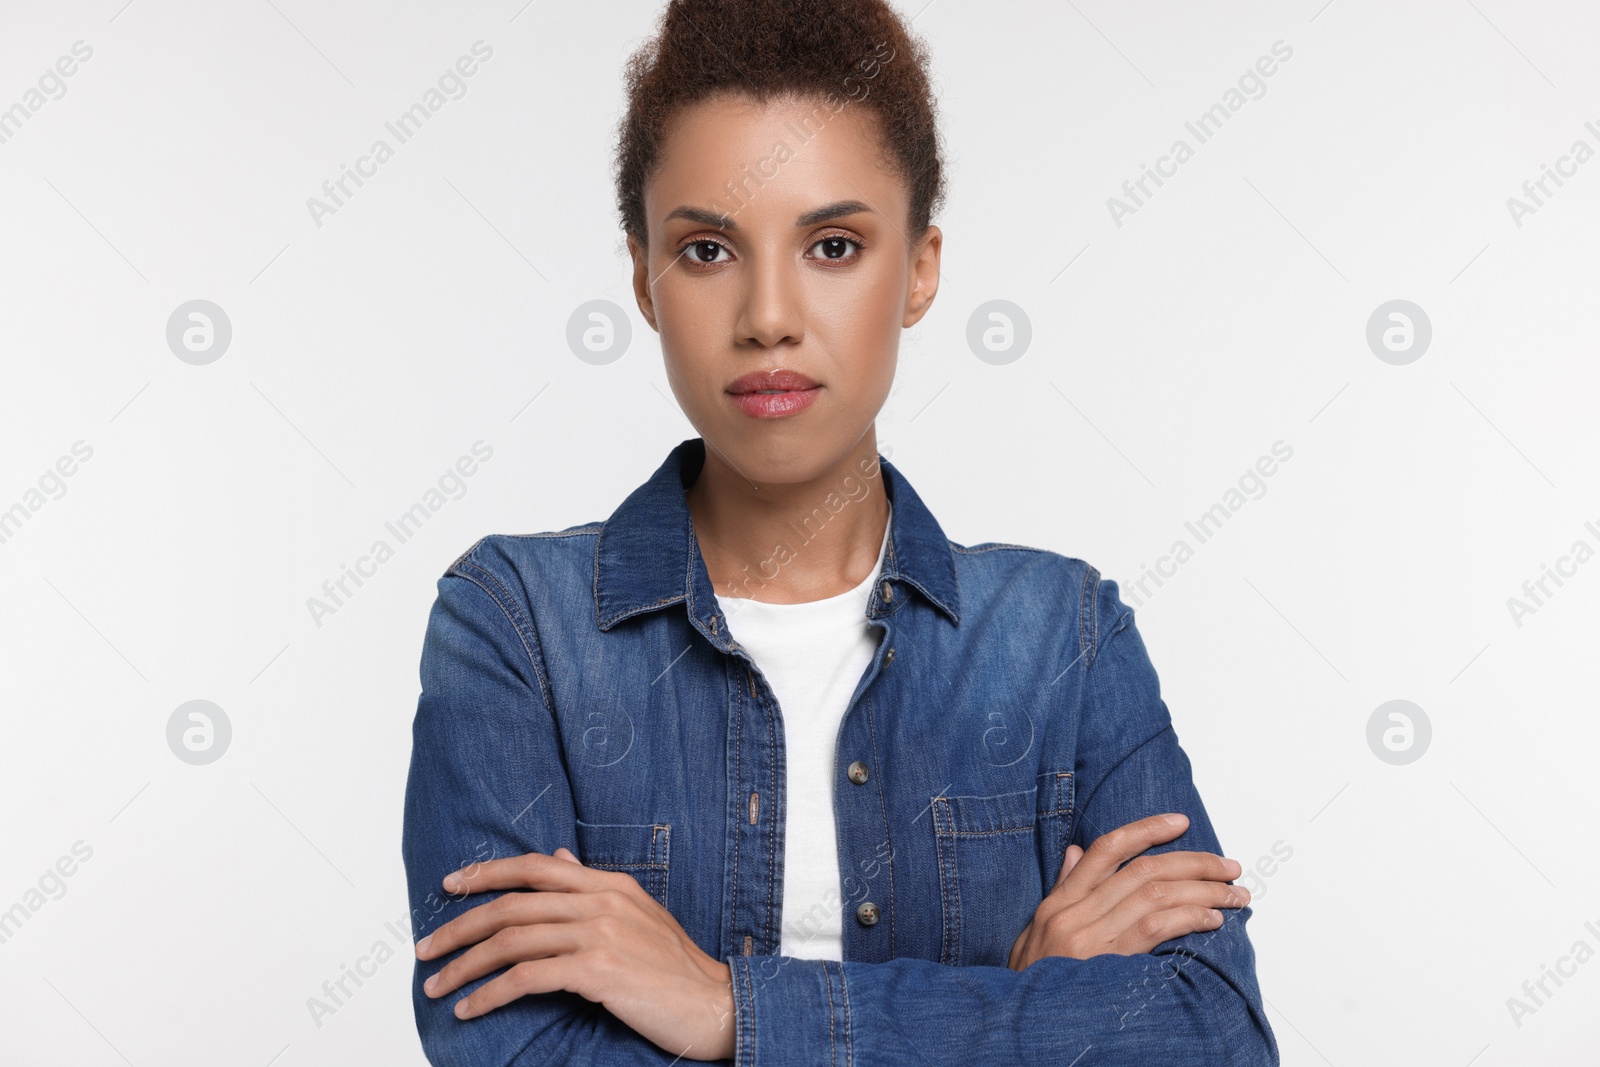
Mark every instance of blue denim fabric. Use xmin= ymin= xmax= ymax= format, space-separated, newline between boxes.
xmin=401 ymin=437 xmax=1279 ymax=1065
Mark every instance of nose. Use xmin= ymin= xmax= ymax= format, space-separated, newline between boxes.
xmin=735 ymin=247 xmax=805 ymax=349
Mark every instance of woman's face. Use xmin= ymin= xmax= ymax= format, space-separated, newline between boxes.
xmin=628 ymin=91 xmax=941 ymax=482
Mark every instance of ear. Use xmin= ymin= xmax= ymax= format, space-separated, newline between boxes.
xmin=902 ymin=224 xmax=942 ymax=329
xmin=627 ymin=233 xmax=660 ymax=332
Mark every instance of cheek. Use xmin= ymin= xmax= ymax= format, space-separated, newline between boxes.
xmin=810 ymin=272 xmax=903 ymax=380
xmin=655 ymin=287 xmax=726 ymax=383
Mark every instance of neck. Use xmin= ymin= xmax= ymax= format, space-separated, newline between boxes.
xmin=686 ymin=433 xmax=889 ymax=605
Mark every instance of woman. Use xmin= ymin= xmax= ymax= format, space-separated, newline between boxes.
xmin=402 ymin=1 xmax=1278 ymax=1063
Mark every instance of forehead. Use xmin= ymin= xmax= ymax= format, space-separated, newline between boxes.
xmin=646 ymin=91 xmax=906 ymax=225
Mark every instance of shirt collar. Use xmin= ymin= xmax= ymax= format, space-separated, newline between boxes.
xmin=593 ymin=437 xmax=961 ymax=636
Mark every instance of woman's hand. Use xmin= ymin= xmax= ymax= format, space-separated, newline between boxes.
xmin=415 ymin=847 xmax=735 ymax=1062
xmin=1008 ymin=812 xmax=1249 ymax=970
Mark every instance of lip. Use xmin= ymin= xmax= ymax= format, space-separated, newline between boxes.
xmin=725 ymin=369 xmax=822 ymax=420
xmin=726 ymin=369 xmax=820 ymax=394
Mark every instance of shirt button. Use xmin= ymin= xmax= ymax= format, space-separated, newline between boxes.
xmin=856 ymin=901 xmax=880 ymax=926
xmin=884 ymin=647 xmax=895 ymax=665
xmin=847 ymin=760 xmax=870 ymax=785
xmin=880 ymin=580 xmax=894 ymax=602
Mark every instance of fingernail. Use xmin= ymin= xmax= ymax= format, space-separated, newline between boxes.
xmin=443 ymin=873 xmax=461 ymax=892
xmin=424 ymin=973 xmax=439 ymax=995
xmin=416 ymin=934 xmax=432 ymax=956
xmin=1210 ymin=909 xmax=1224 ymax=922
xmin=1164 ymin=814 xmax=1185 ymax=827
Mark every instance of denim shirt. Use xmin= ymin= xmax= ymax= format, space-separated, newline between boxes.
xmin=401 ymin=437 xmax=1279 ymax=1066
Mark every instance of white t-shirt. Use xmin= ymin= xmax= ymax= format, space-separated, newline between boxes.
xmin=713 ymin=503 xmax=891 ymax=961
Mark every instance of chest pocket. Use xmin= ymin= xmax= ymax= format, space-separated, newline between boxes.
xmin=930 ymin=769 xmax=1075 ymax=968
xmin=573 ymin=819 xmax=672 ymax=909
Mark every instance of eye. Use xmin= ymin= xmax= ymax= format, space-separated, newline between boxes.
xmin=678 ymin=238 xmax=731 ymax=266
xmin=809 ymin=234 xmax=864 ymax=263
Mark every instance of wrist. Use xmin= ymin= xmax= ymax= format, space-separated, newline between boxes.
xmin=702 ymin=961 xmax=736 ymax=1060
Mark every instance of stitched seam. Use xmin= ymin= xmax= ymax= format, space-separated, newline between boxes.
xmin=938 ymin=788 xmax=1036 ymax=802
xmin=862 ymin=692 xmax=896 ymax=956
xmin=945 ymin=797 xmax=960 ymax=966
xmin=586 ymin=862 xmax=666 ymax=870
xmin=729 ymin=658 xmax=743 ymax=956
xmin=737 ymin=956 xmax=755 ymax=1061
xmin=657 ymin=824 xmax=671 ymax=906
xmin=1060 ymin=771 xmax=1077 ymax=841
xmin=495 ymin=527 xmax=603 ymax=540
xmin=932 ymin=796 xmax=959 ymax=965
xmin=822 ymin=959 xmax=837 ymax=1064
xmin=950 ymin=539 xmax=961 ymax=623
xmin=949 ymin=542 xmax=1052 ymax=555
xmin=450 ymin=558 xmax=557 ymax=715
xmin=1038 ymin=771 xmax=1076 ymax=817
xmin=591 ymin=525 xmax=603 ymax=628
xmin=446 ymin=534 xmax=490 ymax=573
xmin=1078 ymin=564 xmax=1099 ymax=670
xmin=763 ymin=670 xmax=777 ymax=951
xmin=839 ymin=960 xmax=853 ymax=1067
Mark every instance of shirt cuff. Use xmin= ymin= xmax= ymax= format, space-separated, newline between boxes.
xmin=729 ymin=953 xmax=849 ymax=1066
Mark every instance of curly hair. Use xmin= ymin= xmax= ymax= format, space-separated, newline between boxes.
xmin=613 ymin=0 xmax=947 ymax=248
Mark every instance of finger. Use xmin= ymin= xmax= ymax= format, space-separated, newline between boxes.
xmin=1050 ymin=814 xmax=1190 ymax=901
xmin=1096 ymin=878 xmax=1250 ymax=951
xmin=1109 ymin=903 xmax=1229 ymax=955
xmin=1101 ymin=850 xmax=1241 ymax=902
xmin=454 ymin=957 xmax=575 ymax=1019
xmin=417 ymin=889 xmax=592 ymax=961
xmin=1088 ymin=851 xmax=1242 ymax=923
xmin=1052 ymin=844 xmax=1084 ymax=890
xmin=425 ymin=922 xmax=581 ymax=999
xmin=1043 ymin=848 xmax=1239 ymax=929
xmin=553 ymin=847 xmax=582 ymax=864
xmin=442 ymin=851 xmax=605 ymax=897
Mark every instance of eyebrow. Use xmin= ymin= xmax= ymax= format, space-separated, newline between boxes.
xmin=664 ymin=200 xmax=873 ymax=231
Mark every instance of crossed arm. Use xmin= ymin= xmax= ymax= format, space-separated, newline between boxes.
xmin=400 ymin=569 xmax=1279 ymax=1065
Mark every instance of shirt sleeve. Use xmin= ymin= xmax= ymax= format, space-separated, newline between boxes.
xmin=401 ymin=555 xmax=726 ymax=1066
xmin=724 ymin=576 xmax=1280 ymax=1066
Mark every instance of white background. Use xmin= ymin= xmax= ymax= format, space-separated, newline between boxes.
xmin=1 ymin=0 xmax=1596 ymax=1063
